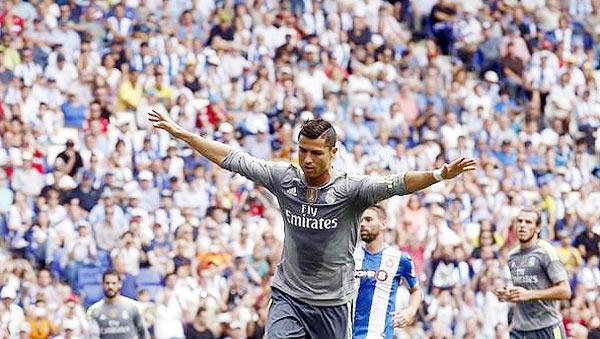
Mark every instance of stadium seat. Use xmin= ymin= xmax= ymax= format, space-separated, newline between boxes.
xmin=81 ymin=284 xmax=104 ymax=308
xmin=136 ymin=268 xmax=162 ymax=286
xmin=96 ymin=250 xmax=112 ymax=268
xmin=77 ymin=267 xmax=104 ymax=291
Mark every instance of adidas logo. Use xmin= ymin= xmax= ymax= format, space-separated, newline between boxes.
xmin=286 ymin=187 xmax=297 ymax=196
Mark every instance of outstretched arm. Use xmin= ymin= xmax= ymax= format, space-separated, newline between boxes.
xmin=352 ymin=157 xmax=477 ymax=209
xmin=148 ymin=110 xmax=231 ymax=165
xmin=404 ymin=157 xmax=477 ymax=193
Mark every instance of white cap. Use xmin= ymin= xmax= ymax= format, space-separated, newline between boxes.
xmin=422 ymin=130 xmax=438 ymax=141
xmin=1 ymin=286 xmax=16 ymax=299
xmin=352 ymin=108 xmax=364 ymax=116
xmin=138 ymin=170 xmax=153 ymax=181
xmin=558 ymin=182 xmax=571 ymax=193
xmin=432 ymin=206 xmax=445 ymax=218
xmin=58 ymin=176 xmax=77 ymax=190
xmin=218 ymin=122 xmax=234 ymax=134
xmin=304 ymin=44 xmax=319 ymax=54
xmin=217 ymin=312 xmax=232 ymax=323
xmin=484 ymin=71 xmax=499 ymax=83
xmin=22 ymin=152 xmax=33 ymax=161
xmin=299 ymin=111 xmax=314 ymax=121
xmin=321 ymin=112 xmax=336 ymax=123
xmin=129 ymin=190 xmax=142 ymax=199
xmin=256 ymin=124 xmax=268 ymax=133
xmin=20 ymin=323 xmax=30 ymax=333
xmin=207 ymin=55 xmax=220 ymax=66
xmin=32 ymin=306 xmax=47 ymax=318
xmin=63 ymin=319 xmax=77 ymax=331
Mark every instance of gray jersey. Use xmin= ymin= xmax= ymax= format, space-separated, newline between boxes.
xmin=87 ymin=296 xmax=149 ymax=339
xmin=221 ymin=151 xmax=408 ymax=306
xmin=506 ymin=240 xmax=568 ymax=331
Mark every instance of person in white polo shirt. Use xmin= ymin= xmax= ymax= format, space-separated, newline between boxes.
xmin=0 ymin=286 xmax=24 ymax=339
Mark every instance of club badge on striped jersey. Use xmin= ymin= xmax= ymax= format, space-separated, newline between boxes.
xmin=306 ymin=187 xmax=318 ymax=203
xmin=386 ymin=258 xmax=395 ymax=268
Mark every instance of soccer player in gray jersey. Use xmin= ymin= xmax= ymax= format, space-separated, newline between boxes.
xmin=494 ymin=209 xmax=571 ymax=339
xmin=148 ymin=110 xmax=476 ymax=338
xmin=87 ymin=269 xmax=149 ymax=339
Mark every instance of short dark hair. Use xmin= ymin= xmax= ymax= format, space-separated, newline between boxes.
xmin=520 ymin=207 xmax=542 ymax=237
xmin=519 ymin=207 xmax=541 ymax=227
xmin=299 ymin=119 xmax=337 ymax=147
xmin=366 ymin=204 xmax=388 ymax=222
xmin=102 ymin=268 xmax=120 ymax=282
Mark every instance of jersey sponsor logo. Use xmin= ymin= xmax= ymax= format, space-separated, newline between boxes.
xmin=528 ymin=257 xmax=537 ymax=267
xmin=284 ymin=205 xmax=339 ymax=230
xmin=512 ymin=274 xmax=539 ymax=284
xmin=285 ymin=209 xmax=338 ymax=230
xmin=355 ymin=269 xmax=389 ymax=282
xmin=100 ymin=326 xmax=131 ymax=335
xmin=512 ymin=268 xmax=539 ymax=284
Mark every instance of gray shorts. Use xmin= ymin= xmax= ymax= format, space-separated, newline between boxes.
xmin=265 ymin=288 xmax=353 ymax=339
xmin=510 ymin=323 xmax=566 ymax=339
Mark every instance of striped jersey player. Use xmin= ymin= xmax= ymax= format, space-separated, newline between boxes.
xmin=354 ymin=205 xmax=422 ymax=339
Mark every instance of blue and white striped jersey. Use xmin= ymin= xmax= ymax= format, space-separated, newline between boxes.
xmin=353 ymin=245 xmax=418 ymax=339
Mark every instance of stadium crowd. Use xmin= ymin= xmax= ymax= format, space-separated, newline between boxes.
xmin=0 ymin=0 xmax=600 ymax=338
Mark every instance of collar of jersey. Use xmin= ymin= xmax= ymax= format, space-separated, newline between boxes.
xmin=297 ymin=166 xmax=339 ymax=189
xmin=362 ymin=243 xmax=389 ymax=256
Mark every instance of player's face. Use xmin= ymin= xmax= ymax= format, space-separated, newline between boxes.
xmin=102 ymin=274 xmax=122 ymax=298
xmin=298 ymin=136 xmax=336 ymax=182
xmin=515 ymin=211 xmax=539 ymax=243
xmin=359 ymin=209 xmax=384 ymax=243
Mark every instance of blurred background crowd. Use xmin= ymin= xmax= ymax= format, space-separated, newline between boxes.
xmin=0 ymin=0 xmax=600 ymax=338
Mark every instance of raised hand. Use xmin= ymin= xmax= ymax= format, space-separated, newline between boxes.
xmin=441 ymin=157 xmax=477 ymax=179
xmin=147 ymin=110 xmax=181 ymax=135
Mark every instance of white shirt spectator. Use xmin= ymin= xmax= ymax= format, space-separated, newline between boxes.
xmin=14 ymin=61 xmax=42 ymax=87
xmin=0 ymin=298 xmax=24 ymax=339
xmin=296 ymin=66 xmax=328 ymax=106
xmin=44 ymin=61 xmax=78 ymax=92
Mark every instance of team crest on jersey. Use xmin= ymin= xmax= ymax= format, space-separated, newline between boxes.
xmin=385 ymin=258 xmax=395 ymax=268
xmin=528 ymin=257 xmax=536 ymax=267
xmin=306 ymin=188 xmax=318 ymax=203
xmin=122 ymin=310 xmax=129 ymax=320
xmin=376 ymin=269 xmax=388 ymax=281
xmin=325 ymin=191 xmax=336 ymax=204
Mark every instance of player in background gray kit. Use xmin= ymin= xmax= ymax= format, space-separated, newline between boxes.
xmin=494 ymin=208 xmax=571 ymax=339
